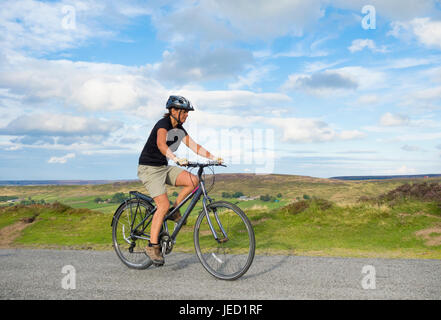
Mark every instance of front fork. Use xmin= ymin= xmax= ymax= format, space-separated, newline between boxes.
xmin=201 ymin=183 xmax=228 ymax=243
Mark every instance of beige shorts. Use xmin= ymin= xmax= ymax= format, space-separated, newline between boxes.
xmin=137 ymin=165 xmax=184 ymax=198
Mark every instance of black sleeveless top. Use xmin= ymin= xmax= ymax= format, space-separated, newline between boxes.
xmin=138 ymin=117 xmax=188 ymax=166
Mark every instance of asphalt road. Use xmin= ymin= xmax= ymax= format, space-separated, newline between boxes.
xmin=1 ymin=249 xmax=440 ymax=300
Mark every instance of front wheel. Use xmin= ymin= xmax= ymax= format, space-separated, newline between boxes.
xmin=194 ymin=201 xmax=255 ymax=280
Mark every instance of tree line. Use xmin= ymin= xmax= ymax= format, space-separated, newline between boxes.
xmin=221 ymin=192 xmax=283 ymax=202
xmin=94 ymin=192 xmax=127 ymax=204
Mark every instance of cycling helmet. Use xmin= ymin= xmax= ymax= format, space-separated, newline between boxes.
xmin=166 ymin=95 xmax=194 ymax=111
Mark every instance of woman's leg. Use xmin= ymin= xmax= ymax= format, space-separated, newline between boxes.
xmin=150 ymin=193 xmax=170 ymax=244
xmin=174 ymin=171 xmax=199 ymax=207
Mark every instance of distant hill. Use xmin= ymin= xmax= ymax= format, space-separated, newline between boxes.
xmin=330 ymin=174 xmax=441 ymax=181
xmin=2 ymin=173 xmax=441 ymax=185
xmin=0 ymin=180 xmax=138 ymax=186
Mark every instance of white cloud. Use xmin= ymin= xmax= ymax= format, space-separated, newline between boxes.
xmin=401 ymin=85 xmax=441 ymax=110
xmin=356 ymin=94 xmax=379 ymax=105
xmin=338 ymin=130 xmax=366 ymax=140
xmin=0 ymin=113 xmax=121 ymax=137
xmin=0 ymin=0 xmax=157 ymax=55
xmin=387 ymin=165 xmax=418 ymax=175
xmin=332 ymin=0 xmax=439 ymax=21
xmin=282 ymin=71 xmax=357 ymax=95
xmin=153 ymin=0 xmax=325 ymax=43
xmin=154 ymin=46 xmax=254 ymax=83
xmin=411 ymin=86 xmax=441 ymax=101
xmin=0 ymin=52 xmax=291 ymax=118
xmin=228 ymin=65 xmax=277 ymax=90
xmin=389 ymin=18 xmax=441 ymax=50
xmin=0 ymin=0 xmax=111 ymax=54
xmin=388 ymin=20 xmax=412 ymax=39
xmin=273 ymin=36 xmax=333 ymax=59
xmin=348 ymin=39 xmax=388 ymax=53
xmin=303 ymin=60 xmax=345 ymax=73
xmin=0 ymin=53 xmax=167 ymax=113
xmin=187 ymin=110 xmax=261 ymax=129
xmin=392 ymin=132 xmax=441 ymax=142
xmin=282 ymin=66 xmax=385 ymax=96
xmin=218 ymin=0 xmax=325 ymax=39
xmin=379 ymin=112 xmax=410 ymax=127
xmin=48 ymin=153 xmax=75 ymax=164
xmin=175 ymin=89 xmax=292 ymax=110
xmin=331 ymin=67 xmax=386 ymax=91
xmin=421 ymin=66 xmax=441 ymax=82
xmin=266 ymin=117 xmax=365 ymax=143
xmin=386 ymin=57 xmax=439 ymax=69
xmin=401 ymin=144 xmax=425 ymax=152
xmin=411 ymin=18 xmax=441 ymax=50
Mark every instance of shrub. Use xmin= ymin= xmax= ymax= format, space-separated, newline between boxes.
xmin=110 ymin=192 xmax=127 ymax=203
xmin=380 ymin=182 xmax=441 ymax=203
xmin=232 ymin=192 xmax=244 ymax=198
xmin=314 ymin=198 xmax=333 ymax=211
xmin=51 ymin=201 xmax=71 ymax=213
xmin=260 ymin=194 xmax=275 ymax=202
xmin=94 ymin=197 xmax=104 ymax=203
xmin=358 ymin=182 xmax=441 ymax=207
xmin=285 ymin=200 xmax=310 ymax=215
xmin=283 ymin=198 xmax=334 ymax=215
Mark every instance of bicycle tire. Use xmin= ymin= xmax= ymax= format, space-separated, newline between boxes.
xmin=194 ymin=201 xmax=255 ymax=280
xmin=112 ymin=198 xmax=154 ymax=270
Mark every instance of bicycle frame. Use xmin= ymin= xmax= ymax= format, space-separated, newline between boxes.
xmin=128 ymin=168 xmax=228 ymax=244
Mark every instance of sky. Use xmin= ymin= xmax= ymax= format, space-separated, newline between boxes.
xmin=0 ymin=0 xmax=441 ymax=180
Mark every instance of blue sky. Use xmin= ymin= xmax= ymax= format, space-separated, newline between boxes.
xmin=0 ymin=0 xmax=441 ymax=179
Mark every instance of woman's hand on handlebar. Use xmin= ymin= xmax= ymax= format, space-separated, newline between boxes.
xmin=210 ymin=155 xmax=224 ymax=164
xmin=174 ymin=158 xmax=189 ymax=166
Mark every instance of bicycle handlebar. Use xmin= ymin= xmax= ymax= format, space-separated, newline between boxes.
xmin=180 ymin=161 xmax=226 ymax=168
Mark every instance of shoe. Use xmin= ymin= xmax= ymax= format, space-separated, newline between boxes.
xmin=145 ymin=243 xmax=164 ymax=266
xmin=169 ymin=207 xmax=186 ymax=225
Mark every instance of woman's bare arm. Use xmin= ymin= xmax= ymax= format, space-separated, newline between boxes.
xmin=156 ymin=128 xmax=178 ymax=162
xmin=183 ymin=135 xmax=215 ymax=160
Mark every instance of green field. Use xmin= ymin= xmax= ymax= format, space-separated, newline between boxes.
xmin=1 ymin=174 xmax=441 ymax=259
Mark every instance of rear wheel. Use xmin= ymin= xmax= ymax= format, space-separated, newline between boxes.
xmin=112 ymin=199 xmax=154 ymax=269
xmin=194 ymin=201 xmax=255 ymax=280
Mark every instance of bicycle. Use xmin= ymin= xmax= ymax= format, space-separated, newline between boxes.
xmin=110 ymin=161 xmax=255 ymax=280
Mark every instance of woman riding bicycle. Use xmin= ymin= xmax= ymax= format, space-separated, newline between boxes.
xmin=138 ymin=95 xmax=223 ymax=265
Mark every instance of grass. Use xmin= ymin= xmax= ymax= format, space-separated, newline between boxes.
xmin=248 ymin=198 xmax=441 ymax=258
xmin=1 ymin=176 xmax=441 ymax=259
xmin=1 ymin=197 xmax=441 ymax=258
xmin=0 ymin=203 xmax=111 ymax=248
